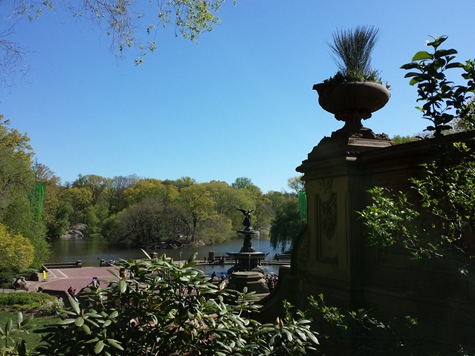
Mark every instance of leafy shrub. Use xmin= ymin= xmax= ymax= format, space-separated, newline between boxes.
xmin=0 ymin=292 xmax=62 ymax=314
xmin=37 ymin=253 xmax=319 ymax=355
xmin=0 ymin=270 xmax=16 ymax=289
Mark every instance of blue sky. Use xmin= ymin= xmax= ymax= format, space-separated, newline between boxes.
xmin=1 ymin=0 xmax=474 ymax=192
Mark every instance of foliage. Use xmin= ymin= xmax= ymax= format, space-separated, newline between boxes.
xmin=178 ymin=184 xmax=218 ymax=241
xmin=52 ymin=174 xmax=287 ymax=247
xmin=0 ymin=292 xmax=63 ymax=315
xmin=401 ymin=35 xmax=475 ymax=136
xmin=309 ymin=294 xmax=420 ymax=355
xmin=0 ymin=311 xmax=60 ymax=355
xmin=359 ymin=142 xmax=475 ymax=259
xmin=0 ymin=311 xmax=33 ymax=356
xmin=0 ymin=224 xmax=35 ymax=272
xmin=113 ymin=197 xmax=186 ymax=247
xmin=5 ymin=0 xmax=227 ymax=69
xmin=269 ymin=193 xmax=302 ymax=253
xmin=287 ymin=176 xmax=305 ymax=194
xmin=455 ymin=97 xmax=475 ymax=132
xmin=390 ymin=135 xmax=419 ymax=145
xmin=328 ymin=25 xmax=381 ymax=82
xmin=37 ymin=253 xmax=319 ymax=355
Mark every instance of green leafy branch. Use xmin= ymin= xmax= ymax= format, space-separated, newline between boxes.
xmin=401 ymin=35 xmax=475 ymax=136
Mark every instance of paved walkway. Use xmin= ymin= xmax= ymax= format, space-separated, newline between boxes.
xmin=27 ymin=267 xmax=119 ymax=294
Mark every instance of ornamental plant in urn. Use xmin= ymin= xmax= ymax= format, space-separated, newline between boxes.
xmin=314 ymin=26 xmax=390 ymax=138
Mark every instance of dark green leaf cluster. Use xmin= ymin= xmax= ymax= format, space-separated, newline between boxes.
xmin=36 ymin=253 xmax=319 ymax=355
xmin=309 ymin=294 xmax=417 ymax=354
xmin=401 ymin=36 xmax=475 ymax=136
xmin=359 ymin=142 xmax=475 ymax=260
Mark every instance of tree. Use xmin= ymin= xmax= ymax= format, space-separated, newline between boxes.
xmin=59 ymin=186 xmax=93 ymax=226
xmin=107 ymin=175 xmax=140 ymax=214
xmin=269 ymin=192 xmax=301 ymax=253
xmin=287 ymin=175 xmax=305 ymax=195
xmin=0 ymin=116 xmax=34 ymax=218
xmin=178 ymin=184 xmax=217 ymax=241
xmin=123 ymin=178 xmax=170 ymax=205
xmin=232 ymin=177 xmax=261 ymax=192
xmin=113 ymin=197 xmax=181 ymax=247
xmin=0 ymin=116 xmax=49 ymax=266
xmin=0 ymin=223 xmax=34 ymax=271
xmin=390 ymin=135 xmax=419 ymax=145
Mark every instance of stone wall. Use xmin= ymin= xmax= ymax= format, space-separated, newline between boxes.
xmin=260 ymin=130 xmax=475 ymax=347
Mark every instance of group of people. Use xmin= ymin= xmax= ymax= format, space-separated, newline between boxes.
xmin=67 ymin=277 xmax=100 ymax=302
xmin=210 ymin=271 xmax=228 ymax=281
xmin=265 ymin=274 xmax=278 ymax=292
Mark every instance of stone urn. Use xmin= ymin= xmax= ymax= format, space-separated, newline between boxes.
xmin=313 ymin=81 xmax=390 ymax=138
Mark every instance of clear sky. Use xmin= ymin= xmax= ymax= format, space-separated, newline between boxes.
xmin=1 ymin=0 xmax=474 ymax=192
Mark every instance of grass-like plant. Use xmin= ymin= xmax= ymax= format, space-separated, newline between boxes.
xmin=328 ymin=25 xmax=381 ymax=82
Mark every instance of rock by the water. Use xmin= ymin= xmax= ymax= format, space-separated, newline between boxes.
xmin=61 ymin=223 xmax=88 ymax=239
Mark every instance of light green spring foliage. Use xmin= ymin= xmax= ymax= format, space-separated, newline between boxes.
xmin=329 ymin=25 xmax=381 ymax=82
xmin=0 ymin=224 xmax=35 ymax=271
xmin=11 ymin=0 xmax=228 ymax=65
xmin=37 ymin=253 xmax=319 ymax=355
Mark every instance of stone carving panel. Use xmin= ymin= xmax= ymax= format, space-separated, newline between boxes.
xmin=316 ymin=178 xmax=338 ymax=262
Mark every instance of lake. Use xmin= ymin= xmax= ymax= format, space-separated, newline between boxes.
xmin=47 ymin=237 xmax=284 ymax=275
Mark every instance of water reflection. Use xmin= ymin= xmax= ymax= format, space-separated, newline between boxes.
xmin=48 ymin=238 xmax=281 ymax=270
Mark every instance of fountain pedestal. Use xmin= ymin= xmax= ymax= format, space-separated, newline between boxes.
xmin=226 ymin=229 xmax=266 ymax=272
xmin=226 ymin=271 xmax=268 ymax=294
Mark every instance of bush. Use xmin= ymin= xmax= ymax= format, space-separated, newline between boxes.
xmin=0 ymin=292 xmax=62 ymax=315
xmin=37 ymin=253 xmax=319 ymax=355
xmin=0 ymin=270 xmax=16 ymax=289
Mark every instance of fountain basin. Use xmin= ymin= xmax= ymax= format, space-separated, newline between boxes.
xmin=226 ymin=251 xmax=267 ymax=273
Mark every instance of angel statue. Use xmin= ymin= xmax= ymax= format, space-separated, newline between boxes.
xmin=238 ymin=208 xmax=254 ymax=230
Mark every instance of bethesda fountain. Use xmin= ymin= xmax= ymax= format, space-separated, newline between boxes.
xmin=226 ymin=209 xmax=266 ymax=272
xmin=226 ymin=209 xmax=268 ymax=293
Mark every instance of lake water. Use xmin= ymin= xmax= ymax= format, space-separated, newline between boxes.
xmin=47 ymin=238 xmax=284 ymax=275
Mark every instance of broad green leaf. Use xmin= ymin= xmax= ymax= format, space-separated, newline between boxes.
xmin=400 ymin=63 xmax=420 ymax=70
xmin=107 ymin=269 xmax=120 ymax=278
xmin=141 ymin=248 xmax=151 ymax=259
xmin=57 ymin=318 xmax=76 ymax=325
xmin=412 ymin=51 xmax=432 ymax=61
xmin=107 ymin=338 xmax=124 ymax=350
xmin=409 ymin=77 xmax=424 ymax=85
xmin=94 ymin=340 xmax=105 ymax=354
xmin=75 ymin=317 xmax=85 ymax=327
xmin=446 ymin=62 xmax=465 ymax=69
xmin=17 ymin=312 xmax=23 ymax=324
xmin=68 ymin=294 xmax=80 ymax=315
xmin=119 ymin=279 xmax=127 ymax=293
xmin=82 ymin=323 xmax=91 ymax=334
xmin=434 ymin=48 xmax=457 ymax=58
